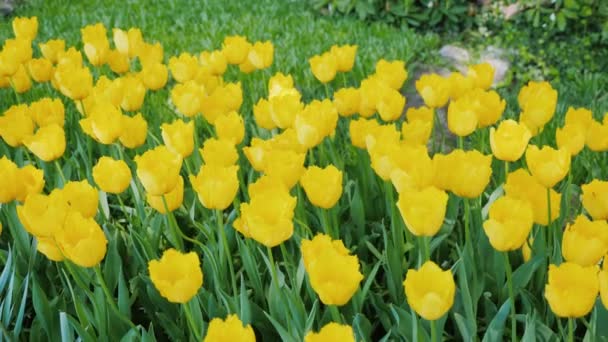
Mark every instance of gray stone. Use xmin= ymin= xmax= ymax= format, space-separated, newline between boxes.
xmin=480 ymin=46 xmax=511 ymax=84
xmin=1 ymin=0 xmax=15 ymax=16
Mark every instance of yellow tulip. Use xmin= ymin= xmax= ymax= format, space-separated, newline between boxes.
xmin=467 ymin=62 xmax=494 ymax=90
xmin=55 ymin=211 xmax=107 ymax=267
xmin=4 ymin=38 xmax=33 ymax=64
xmin=247 ymin=175 xmax=288 ymax=200
xmin=148 ymin=248 xmax=203 ymax=303
xmin=364 ymin=122 xmax=400 ymax=155
xmin=483 ymin=196 xmax=534 ymax=251
xmin=253 ymin=98 xmax=276 ymax=130
xmin=586 ymin=120 xmax=608 ymax=152
xmin=489 ymin=119 xmax=531 ymax=162
xmin=12 ymin=16 xmax=38 ymax=41
xmin=39 ymin=39 xmax=66 ymax=64
xmin=447 ymin=94 xmax=478 ymax=137
xmin=215 ymin=111 xmax=245 ymax=145
xmin=443 ymin=149 xmax=492 ymax=198
xmin=556 ymin=123 xmax=586 ymax=156
xmin=56 ymin=47 xmax=83 ymax=67
xmin=119 ymin=75 xmax=146 ymax=111
xmin=27 ymin=58 xmax=53 ymax=82
xmin=171 ymin=80 xmax=204 ymax=117
xmin=147 ymin=176 xmax=184 ymax=213
xmin=268 ymin=72 xmax=294 ymax=98
xmin=581 ymin=180 xmax=608 ymax=220
xmin=402 ymin=119 xmax=432 ymax=146
xmin=301 ymin=234 xmax=363 ymax=305
xmin=92 ymin=157 xmax=132 ymax=194
xmin=190 ymin=164 xmax=239 ymax=210
xmin=168 ymin=52 xmax=199 ymax=83
xmin=504 ymin=169 xmax=561 ymax=226
xmin=415 ymin=74 xmax=450 ymax=108
xmin=272 ymin=128 xmax=308 ymax=154
xmin=58 ymin=180 xmax=99 ymax=218
xmin=300 ymin=165 xmax=343 ymax=209
xmin=397 ymin=186 xmax=448 ymax=237
xmin=135 ymin=145 xmax=182 ymax=196
xmin=15 ymin=165 xmax=45 ymax=202
xmin=203 ymin=314 xmax=256 ymax=342
xmin=309 ymin=52 xmax=337 ymax=84
xmin=404 ymin=261 xmax=456 ymax=320
xmin=545 ymin=262 xmax=599 ymax=318
xmin=358 ymin=77 xmax=383 ymax=117
xmin=374 ymin=59 xmax=407 ymax=90
xmin=222 ymin=35 xmax=252 ymax=65
xmin=447 ymin=72 xmax=474 ymax=100
xmin=564 ymin=107 xmax=593 ymax=130
xmin=406 ymin=106 xmax=434 ymax=124
xmin=29 ymin=97 xmax=64 ymax=127
xmin=17 ymin=191 xmax=68 ymax=237
xmin=80 ymin=102 xmax=124 ymax=144
xmin=0 ymin=48 xmax=20 ymax=77
xmin=600 ymin=263 xmax=608 ymax=310
xmin=139 ymin=62 xmax=168 ymax=90
xmin=236 ymin=186 xmax=296 ymax=247
xmin=10 ymin=64 xmax=32 ymax=93
xmin=119 ymin=113 xmax=148 ymax=148
xmin=137 ymin=41 xmax=163 ymax=67
xmin=243 ymin=40 xmax=273 ymax=70
xmin=390 ymin=147 xmax=434 ymax=193
xmin=377 ymin=88 xmax=406 ymax=122
xmin=199 ymin=50 xmax=227 ymax=76
xmin=518 ymin=81 xmax=558 ymax=135
xmin=161 ymin=119 xmax=194 ymax=158
xmin=0 ymin=157 xmax=18 ymax=203
xmin=0 ymin=104 xmax=34 ymax=147
xmin=525 ymin=145 xmax=570 ymax=188
xmin=107 ymin=49 xmax=130 ymax=74
xmin=269 ymin=90 xmax=303 ymax=129
xmin=200 ymin=138 xmax=238 ymax=166
xmin=330 ymin=44 xmax=357 ymax=73
xmin=474 ymin=89 xmax=506 ymax=128
xmin=304 ymin=322 xmax=355 ymax=342
xmin=23 ymin=124 xmax=65 ymax=162
xmin=54 ymin=63 xmax=92 ymax=100
xmin=562 ymin=215 xmax=608 ymax=266
xmin=201 ymin=83 xmax=243 ymax=124
xmin=112 ymin=27 xmax=143 ymax=59
xmin=243 ymin=138 xmax=271 ymax=172
xmin=81 ymin=23 xmax=110 ymax=66
xmin=295 ymin=99 xmax=338 ymax=148
xmin=262 ymin=149 xmax=306 ymax=189
xmin=522 ymin=238 xmax=533 ymax=263
xmin=333 ymin=87 xmax=360 ymax=117
xmin=36 ymin=237 xmax=64 ymax=262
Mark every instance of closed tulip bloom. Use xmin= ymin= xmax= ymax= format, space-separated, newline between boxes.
xmin=301 ymin=234 xmax=363 ymax=305
xmin=272 ymin=128 xmax=308 ymax=154
xmin=504 ymin=169 xmax=561 ymax=225
xmin=135 ymin=145 xmax=182 ymax=196
xmin=364 ymin=122 xmax=400 ymax=155
xmin=92 ymin=157 xmax=131 ymax=194
xmin=120 ymin=75 xmax=146 ymax=111
xmin=243 ymin=40 xmax=273 ymax=70
xmin=330 ymin=44 xmax=357 ymax=73
xmin=56 ymin=47 xmax=83 ymax=67
xmin=81 ymin=23 xmax=110 ymax=66
xmin=199 ymin=50 xmax=227 ymax=76
xmin=404 ymin=261 xmax=456 ymax=320
xmin=215 ymin=111 xmax=245 ymax=145
xmin=333 ymin=87 xmax=360 ymax=117
xmin=113 ymin=27 xmax=144 ymax=59
xmin=222 ymin=35 xmax=252 ymax=65
xmin=295 ymin=99 xmax=337 ymax=148
xmin=80 ymin=102 xmax=124 ymax=144
xmin=27 ymin=58 xmax=53 ymax=82
xmin=449 ymin=149 xmax=493 ymax=198
xmin=397 ymin=186 xmax=448 ymax=237
xmin=17 ymin=191 xmax=68 ymax=237
xmin=148 ymin=248 xmax=203 ymax=303
xmin=39 ymin=39 xmax=65 ymax=64
xmin=474 ymin=89 xmax=506 ymax=127
xmin=415 ymin=74 xmax=450 ymax=108
xmin=525 ymin=145 xmax=570 ymax=188
xmin=586 ymin=120 xmax=608 ymax=152
xmin=0 ymin=104 xmax=34 ymax=147
xmin=0 ymin=157 xmax=18 ymax=203
xmin=545 ymin=263 xmax=599 ymax=318
xmin=200 ymin=138 xmax=238 ymax=166
xmin=203 ymin=314 xmax=256 ymax=342
xmin=518 ymin=81 xmax=558 ymax=135
xmin=349 ymin=118 xmax=379 ymax=149
xmin=55 ymin=211 xmax=107 ymax=267
xmin=300 ymin=165 xmax=343 ymax=209
xmin=147 ymin=176 xmax=184 ymax=213
xmin=190 ymin=164 xmax=239 ymax=210
xmin=358 ymin=77 xmax=383 ymax=117
xmin=406 ymin=105 xmax=434 ymax=124
xmin=565 ymin=107 xmax=593 ymax=130
xmin=402 ymin=119 xmax=432 ymax=146
xmin=13 ymin=16 xmax=38 ymax=41
xmin=562 ymin=215 xmax=608 ymax=266
xmin=467 ymin=62 xmax=494 ymax=90
xmin=268 ymin=72 xmax=294 ymax=98
xmin=139 ymin=62 xmax=168 ymax=90
xmin=119 ymin=113 xmax=148 ymax=148
xmin=236 ymin=187 xmax=296 ymax=247
xmin=107 ymin=49 xmax=130 ymax=74
xmin=4 ymin=38 xmax=33 ymax=64
xmin=168 ymin=52 xmax=199 ymax=83
xmin=137 ymin=41 xmax=163 ymax=67
xmin=262 ymin=148 xmax=306 ymax=189
xmin=374 ymin=59 xmax=407 ymax=90
xmin=447 ymin=72 xmax=474 ymax=100
xmin=253 ymin=98 xmax=276 ymax=130
xmin=556 ymin=123 xmax=586 ymax=156
xmin=29 ymin=97 xmax=64 ymax=127
xmin=200 ymin=83 xmax=243 ymax=124
xmin=58 ymin=180 xmax=99 ymax=218
xmin=309 ymin=52 xmax=337 ymax=84
xmin=304 ymin=323 xmax=355 ymax=342
xmin=490 ymin=119 xmax=532 ymax=161
xmin=447 ymin=94 xmax=478 ymax=137
xmin=171 ymin=80 xmax=204 ymax=117
xmin=581 ymin=180 xmax=608 ymax=220
xmin=10 ymin=64 xmax=32 ymax=93
xmin=37 ymin=237 xmax=64 ymax=262
xmin=243 ymin=138 xmax=272 ymax=171
xmin=0 ymin=49 xmax=20 ymax=77
xmin=483 ymin=196 xmax=534 ymax=251
xmin=377 ymin=88 xmax=406 ymax=122
xmin=161 ymin=119 xmax=194 ymax=158
xmin=54 ymin=64 xmax=92 ymax=100
xmin=269 ymin=90 xmax=303 ymax=129
xmin=15 ymin=165 xmax=45 ymax=202
xmin=390 ymin=147 xmax=434 ymax=193
xmin=247 ymin=175 xmax=289 ymax=200
xmin=23 ymin=124 xmax=65 ymax=162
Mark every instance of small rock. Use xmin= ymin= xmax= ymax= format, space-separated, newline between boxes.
xmin=0 ymin=0 xmax=15 ymax=16
xmin=480 ymin=46 xmax=511 ymax=84
xmin=439 ymin=45 xmax=470 ymax=73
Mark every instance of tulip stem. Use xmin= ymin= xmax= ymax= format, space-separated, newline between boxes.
xmin=568 ymin=318 xmax=574 ymax=342
xmin=430 ymin=319 xmax=437 ymax=342
xmin=54 ymin=160 xmax=67 ymax=186
xmin=464 ymin=199 xmax=472 ymax=255
xmin=94 ymin=265 xmax=136 ymax=329
xmin=182 ymin=303 xmax=201 ymax=341
xmin=504 ymin=161 xmax=509 ymax=185
xmin=421 ymin=236 xmax=431 ymax=263
xmin=329 ymin=305 xmax=342 ymax=324
xmin=324 ymin=83 xmax=331 ymax=100
xmin=503 ymin=252 xmax=517 ymax=342
xmin=458 ymin=136 xmax=464 ymax=150
xmin=162 ymin=195 xmax=185 ymax=251
xmin=267 ymin=246 xmax=280 ymax=291
xmin=79 ymin=100 xmax=87 ymax=117
xmin=216 ymin=209 xmax=237 ymax=296
xmin=546 ymin=187 xmax=552 ymax=261
xmin=9 ymin=80 xmax=21 ymax=104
